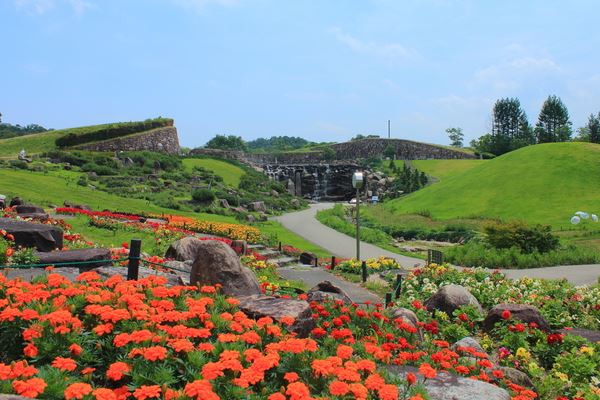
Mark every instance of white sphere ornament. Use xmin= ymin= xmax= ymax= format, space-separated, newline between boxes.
xmin=571 ymin=216 xmax=581 ymax=225
xmin=592 ymin=214 xmax=599 ymax=222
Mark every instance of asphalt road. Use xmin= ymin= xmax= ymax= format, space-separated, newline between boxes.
xmin=276 ymin=203 xmax=600 ymax=286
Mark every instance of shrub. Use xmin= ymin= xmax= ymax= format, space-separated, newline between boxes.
xmin=80 ymin=163 xmax=117 ymax=176
xmin=76 ymin=176 xmax=88 ymax=187
xmin=191 ymin=188 xmax=216 ymax=203
xmin=484 ymin=221 xmax=559 ymax=253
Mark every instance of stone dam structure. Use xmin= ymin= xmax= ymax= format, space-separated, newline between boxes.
xmin=191 ymin=138 xmax=475 ymax=201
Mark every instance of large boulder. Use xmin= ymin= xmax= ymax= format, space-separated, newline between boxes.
xmin=391 ymin=307 xmax=419 ymax=329
xmin=424 ymin=284 xmax=483 ymax=315
xmin=306 ymin=281 xmax=353 ymax=304
xmin=248 ymin=201 xmax=267 ymax=212
xmin=493 ymin=367 xmax=534 ymax=389
xmin=559 ymin=328 xmax=600 ymax=343
xmin=165 ymin=237 xmax=206 ymax=261
xmin=483 ymin=304 xmax=550 ymax=332
xmin=15 ymin=205 xmax=45 ymax=214
xmin=0 ymin=217 xmax=63 ymax=252
xmin=190 ymin=240 xmax=260 ymax=297
xmin=35 ymin=248 xmax=112 ymax=271
xmin=218 ymin=199 xmax=230 ymax=209
xmin=237 ymin=294 xmax=315 ymax=337
xmin=9 ymin=197 xmax=24 ymax=207
xmin=452 ymin=337 xmax=485 ymax=354
xmin=230 ymin=240 xmax=248 ymax=255
xmin=0 ymin=394 xmax=31 ymax=400
xmin=387 ymin=366 xmax=510 ymax=400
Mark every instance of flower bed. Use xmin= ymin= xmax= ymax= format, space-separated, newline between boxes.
xmin=334 ymin=257 xmax=401 ymax=274
xmin=0 ymin=272 xmax=540 ymax=400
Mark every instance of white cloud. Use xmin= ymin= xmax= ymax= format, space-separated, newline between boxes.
xmin=330 ymin=27 xmax=418 ymax=61
xmin=473 ymin=56 xmax=562 ymax=91
xmin=170 ymin=0 xmax=240 ymax=12
xmin=14 ymin=0 xmax=93 ymax=15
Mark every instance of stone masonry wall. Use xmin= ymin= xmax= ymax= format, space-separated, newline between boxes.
xmin=330 ymin=138 xmax=476 ymax=160
xmin=74 ymin=126 xmax=180 ymax=155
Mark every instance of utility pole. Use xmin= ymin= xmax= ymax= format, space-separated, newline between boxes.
xmin=388 ymin=120 xmax=391 ymax=139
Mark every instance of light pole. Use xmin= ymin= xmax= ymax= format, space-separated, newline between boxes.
xmin=352 ymin=171 xmax=364 ymax=260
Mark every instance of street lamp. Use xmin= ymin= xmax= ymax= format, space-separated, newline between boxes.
xmin=352 ymin=171 xmax=364 ymax=260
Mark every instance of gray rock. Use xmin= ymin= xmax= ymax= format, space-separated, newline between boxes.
xmin=165 ymin=236 xmax=207 ymax=261
xmin=387 ymin=366 xmax=510 ymax=400
xmin=258 ymin=212 xmax=268 ymax=222
xmin=9 ymin=197 xmax=24 ymax=207
xmin=307 ymin=281 xmax=353 ymax=304
xmin=424 ymin=284 xmax=483 ymax=315
xmin=246 ymin=214 xmax=257 ymax=223
xmin=299 ymin=252 xmax=317 ymax=266
xmin=237 ymin=294 xmax=315 ymax=337
xmin=248 ymin=201 xmax=267 ymax=212
xmin=290 ymin=198 xmax=300 ymax=207
xmin=483 ymin=304 xmax=550 ymax=332
xmin=190 ymin=240 xmax=260 ymax=297
xmin=231 ymin=239 xmax=248 ymax=255
xmin=218 ymin=199 xmax=230 ymax=208
xmin=270 ymin=190 xmax=279 ymax=197
xmin=15 ymin=205 xmax=45 ymax=214
xmin=34 ymin=248 xmax=112 ymax=271
xmin=452 ymin=337 xmax=486 ymax=354
xmin=0 ymin=217 xmax=63 ymax=252
xmin=493 ymin=367 xmax=534 ymax=389
xmin=559 ymin=327 xmax=600 ymax=343
xmin=0 ymin=394 xmax=32 ymax=400
xmin=391 ymin=307 xmax=419 ymax=328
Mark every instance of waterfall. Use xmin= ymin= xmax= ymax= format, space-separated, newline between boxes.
xmin=312 ymin=170 xmax=321 ymax=201
xmin=322 ymin=164 xmax=331 ymax=199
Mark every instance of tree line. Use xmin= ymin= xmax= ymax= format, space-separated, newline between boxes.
xmin=0 ymin=112 xmax=48 ymax=140
xmin=448 ymin=95 xmax=600 ymax=156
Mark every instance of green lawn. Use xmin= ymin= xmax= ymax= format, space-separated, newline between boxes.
xmin=412 ymin=159 xmax=487 ymax=181
xmin=183 ymin=158 xmax=245 ymax=187
xmin=0 ymin=131 xmax=63 ymax=158
xmin=257 ymin=220 xmax=329 ymax=257
xmin=386 ymin=142 xmax=600 ymax=227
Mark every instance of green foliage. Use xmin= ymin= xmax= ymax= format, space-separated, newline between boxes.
xmin=204 ymin=134 xmax=247 ymax=151
xmin=389 ymin=163 xmax=428 ymax=197
xmin=586 ymin=112 xmax=600 ymax=143
xmin=490 ymin=97 xmax=533 ymax=155
xmin=484 ymin=221 xmax=559 ymax=253
xmin=445 ymin=241 xmax=599 ymax=269
xmin=383 ymin=144 xmax=396 ymax=159
xmin=0 ymin=122 xmax=48 ymax=140
xmin=536 ymin=95 xmax=572 ymax=143
xmin=191 ymin=188 xmax=216 ymax=203
xmin=55 ymin=117 xmax=173 ymax=147
xmin=10 ymin=247 xmax=40 ymax=265
xmin=320 ymin=146 xmax=336 ymax=160
xmin=247 ymin=136 xmax=312 ymax=151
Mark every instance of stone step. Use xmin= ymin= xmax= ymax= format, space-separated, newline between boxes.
xmin=271 ymin=256 xmax=297 ymax=267
xmin=256 ymin=249 xmax=280 ymax=258
xmin=248 ymin=244 xmax=266 ymax=250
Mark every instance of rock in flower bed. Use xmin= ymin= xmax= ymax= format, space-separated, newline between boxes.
xmin=0 ymin=271 xmax=540 ymax=400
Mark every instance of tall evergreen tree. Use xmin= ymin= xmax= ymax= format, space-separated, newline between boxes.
xmin=587 ymin=113 xmax=600 ymax=144
xmin=490 ymin=98 xmax=530 ymax=155
xmin=535 ymin=95 xmax=572 ymax=143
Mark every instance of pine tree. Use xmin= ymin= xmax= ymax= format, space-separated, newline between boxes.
xmin=587 ymin=113 xmax=600 ymax=144
xmin=536 ymin=95 xmax=572 ymax=143
xmin=490 ymin=98 xmax=530 ymax=155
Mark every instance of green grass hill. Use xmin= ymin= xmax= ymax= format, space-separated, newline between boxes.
xmin=385 ymin=142 xmax=600 ymax=227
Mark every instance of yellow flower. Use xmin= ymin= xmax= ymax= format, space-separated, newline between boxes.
xmin=580 ymin=346 xmax=594 ymax=355
xmin=516 ymin=347 xmax=531 ymax=360
xmin=554 ymin=371 xmax=569 ymax=382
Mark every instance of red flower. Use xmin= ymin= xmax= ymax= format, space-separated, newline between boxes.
xmin=501 ymin=310 xmax=511 ymax=320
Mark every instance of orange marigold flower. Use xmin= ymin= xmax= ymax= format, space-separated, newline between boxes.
xmin=336 ymin=345 xmax=353 ymax=360
xmin=365 ymin=374 xmax=385 ymax=390
xmin=183 ymin=379 xmax=219 ymax=400
xmin=268 ymin=394 xmax=286 ymax=400
xmin=93 ymin=388 xmax=117 ymax=400
xmin=280 ymin=316 xmax=295 ymax=326
xmin=112 ymin=386 xmax=130 ymax=400
xmin=201 ymin=362 xmax=224 ymax=380
xmin=142 ymin=346 xmax=167 ymax=361
xmin=226 ymin=298 xmax=239 ymax=305
xmin=406 ymin=372 xmax=417 ymax=385
xmin=378 ymin=384 xmax=398 ymax=400
xmin=93 ymin=324 xmax=114 ymax=336
xmin=200 ymin=286 xmax=216 ymax=293
xmin=284 ymin=372 xmax=299 ymax=382
xmin=329 ymin=380 xmax=350 ymax=396
xmin=418 ymin=363 xmax=437 ymax=379
xmin=65 ymin=382 xmax=92 ymax=400
xmin=23 ymin=343 xmax=38 ymax=358
xmin=455 ymin=366 xmax=470 ymax=375
xmin=106 ymin=362 xmax=131 ymax=381
xmin=69 ymin=344 xmax=83 ymax=356
xmin=81 ymin=367 xmax=96 ymax=375
xmin=51 ymin=356 xmax=77 ymax=372
xmin=12 ymin=377 xmax=47 ymax=398
xmin=285 ymin=382 xmax=311 ymax=400
xmin=409 ymin=395 xmax=425 ymax=400
xmin=132 ymin=385 xmax=161 ymax=400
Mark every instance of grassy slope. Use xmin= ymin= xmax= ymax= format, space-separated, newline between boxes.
xmin=182 ymin=158 xmax=245 ymax=187
xmin=386 ymin=142 xmax=600 ymax=227
xmin=412 ymin=159 xmax=487 ymax=181
xmin=0 ymin=131 xmax=64 ymax=158
xmin=0 ymin=168 xmax=328 ymax=254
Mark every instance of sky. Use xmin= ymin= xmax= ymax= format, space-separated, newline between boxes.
xmin=2 ymin=0 xmax=600 ymax=148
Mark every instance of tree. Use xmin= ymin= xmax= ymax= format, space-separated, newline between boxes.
xmin=587 ymin=113 xmax=600 ymax=144
xmin=446 ymin=127 xmax=464 ymax=147
xmin=573 ymin=126 xmax=590 ymax=142
xmin=535 ymin=95 xmax=572 ymax=143
xmin=383 ymin=144 xmax=396 ymax=159
xmin=205 ymin=135 xmax=247 ymax=151
xmin=490 ymin=98 xmax=531 ymax=155
xmin=470 ymin=134 xmax=493 ymax=155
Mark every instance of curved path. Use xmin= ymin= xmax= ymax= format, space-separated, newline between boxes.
xmin=276 ymin=203 xmax=600 ymax=286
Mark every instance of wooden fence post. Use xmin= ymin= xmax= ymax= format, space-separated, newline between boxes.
xmin=394 ymin=274 xmax=402 ymax=299
xmin=127 ymin=239 xmax=142 ymax=280
xmin=361 ymin=261 xmax=367 ymax=283
xmin=331 ymin=256 xmax=336 ymax=270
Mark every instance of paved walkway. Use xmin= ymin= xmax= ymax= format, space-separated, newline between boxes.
xmin=276 ymin=203 xmax=600 ymax=286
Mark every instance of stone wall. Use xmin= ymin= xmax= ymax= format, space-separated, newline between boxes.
xmin=74 ymin=126 xmax=180 ymax=155
xmin=330 ymin=138 xmax=476 ymax=160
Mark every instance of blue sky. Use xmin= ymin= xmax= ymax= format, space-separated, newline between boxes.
xmin=2 ymin=0 xmax=600 ymax=148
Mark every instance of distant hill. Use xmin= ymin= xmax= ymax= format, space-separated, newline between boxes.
xmin=385 ymin=142 xmax=600 ymax=227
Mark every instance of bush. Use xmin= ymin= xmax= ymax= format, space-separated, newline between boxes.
xmin=81 ymin=163 xmax=117 ymax=176
xmin=55 ymin=118 xmax=173 ymax=147
xmin=445 ymin=241 xmax=599 ymax=269
xmin=484 ymin=221 xmax=559 ymax=253
xmin=191 ymin=188 xmax=216 ymax=203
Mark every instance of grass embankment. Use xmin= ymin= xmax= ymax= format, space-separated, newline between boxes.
xmin=182 ymin=158 xmax=245 ymax=187
xmin=0 ymin=131 xmax=64 ymax=159
xmin=386 ymin=142 xmax=600 ymax=227
xmin=0 ymin=168 xmax=328 ymax=255
xmin=411 ymin=159 xmax=487 ymax=181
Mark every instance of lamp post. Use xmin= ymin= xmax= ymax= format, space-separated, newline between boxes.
xmin=352 ymin=171 xmax=364 ymax=260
